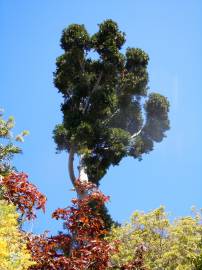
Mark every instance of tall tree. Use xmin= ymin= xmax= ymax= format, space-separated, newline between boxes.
xmin=53 ymin=19 xmax=170 ymax=195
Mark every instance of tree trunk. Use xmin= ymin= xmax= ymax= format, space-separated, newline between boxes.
xmin=77 ymin=155 xmax=89 ymax=199
xmin=78 ymin=154 xmax=88 ymax=182
xmin=68 ymin=150 xmax=89 ymax=199
xmin=68 ymin=146 xmax=76 ymax=185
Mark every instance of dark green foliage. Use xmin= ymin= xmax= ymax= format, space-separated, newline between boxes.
xmin=53 ymin=19 xmax=170 ymax=184
xmin=53 ymin=124 xmax=71 ymax=152
xmin=60 ymin=24 xmax=90 ymax=52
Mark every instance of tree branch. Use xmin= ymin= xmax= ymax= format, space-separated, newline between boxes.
xmin=131 ymin=128 xmax=143 ymax=139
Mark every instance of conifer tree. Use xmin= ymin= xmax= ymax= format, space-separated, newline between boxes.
xmin=53 ymin=19 xmax=170 ymax=195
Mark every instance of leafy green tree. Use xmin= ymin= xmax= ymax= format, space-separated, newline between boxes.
xmin=53 ymin=19 xmax=170 ymax=194
xmin=107 ymin=207 xmax=202 ymax=270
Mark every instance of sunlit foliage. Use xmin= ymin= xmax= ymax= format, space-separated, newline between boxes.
xmin=107 ymin=207 xmax=202 ymax=270
xmin=0 ymin=199 xmax=34 ymax=270
xmin=1 ymin=172 xmax=46 ymax=220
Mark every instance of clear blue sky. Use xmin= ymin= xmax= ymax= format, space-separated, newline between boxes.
xmin=1 ymin=1 xmax=202 ymax=234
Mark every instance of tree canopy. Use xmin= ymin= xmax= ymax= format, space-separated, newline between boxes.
xmin=53 ymin=19 xmax=170 ymax=185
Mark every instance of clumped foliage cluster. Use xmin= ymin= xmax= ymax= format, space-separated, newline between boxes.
xmin=53 ymin=19 xmax=170 ymax=184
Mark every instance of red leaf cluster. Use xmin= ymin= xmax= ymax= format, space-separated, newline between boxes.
xmin=52 ymin=180 xmax=110 ymax=238
xmin=27 ymin=180 xmax=115 ymax=270
xmin=27 ymin=233 xmax=72 ymax=270
xmin=1 ymin=172 xmax=46 ymax=219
